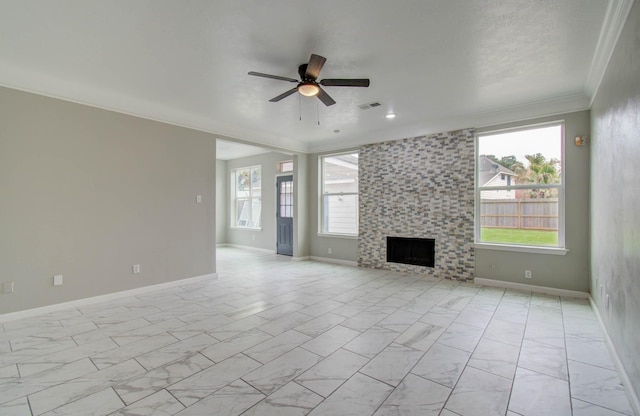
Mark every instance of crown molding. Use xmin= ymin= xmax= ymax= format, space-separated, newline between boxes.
xmin=586 ymin=0 xmax=636 ymax=104
xmin=307 ymin=92 xmax=591 ymax=154
xmin=0 ymin=80 xmax=308 ymax=155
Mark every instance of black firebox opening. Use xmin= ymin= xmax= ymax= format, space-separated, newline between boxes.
xmin=386 ymin=237 xmax=435 ymax=268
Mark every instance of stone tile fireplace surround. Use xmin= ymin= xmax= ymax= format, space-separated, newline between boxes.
xmin=358 ymin=128 xmax=475 ymax=280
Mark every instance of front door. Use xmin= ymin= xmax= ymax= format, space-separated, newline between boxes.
xmin=276 ymin=175 xmax=294 ymax=256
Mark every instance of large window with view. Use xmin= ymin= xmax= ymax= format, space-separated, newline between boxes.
xmin=320 ymin=152 xmax=359 ymax=236
xmin=476 ymin=123 xmax=564 ymax=248
xmin=232 ymin=165 xmax=261 ymax=228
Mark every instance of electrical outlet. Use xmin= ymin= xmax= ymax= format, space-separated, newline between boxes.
xmin=196 ymin=194 xmax=202 ymax=203
xmin=53 ymin=275 xmax=63 ymax=286
xmin=524 ymin=270 xmax=532 ymax=279
xmin=132 ymin=264 xmax=141 ymax=274
xmin=328 ymin=248 xmax=332 ymax=255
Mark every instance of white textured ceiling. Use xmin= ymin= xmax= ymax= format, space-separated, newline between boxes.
xmin=0 ymin=0 xmax=629 ymax=156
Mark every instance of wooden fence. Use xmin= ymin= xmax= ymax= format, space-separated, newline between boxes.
xmin=481 ymin=199 xmax=558 ymax=231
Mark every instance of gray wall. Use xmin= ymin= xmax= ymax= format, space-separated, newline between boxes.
xmin=225 ymin=151 xmax=291 ymax=252
xmin=308 ymin=150 xmax=360 ymax=263
xmin=475 ymin=110 xmax=591 ymax=292
xmin=590 ymin=1 xmax=640 ymax=403
xmin=215 ymin=159 xmax=228 ymax=244
xmin=0 ymin=87 xmax=216 ymax=314
xmin=293 ymin=153 xmax=310 ymax=258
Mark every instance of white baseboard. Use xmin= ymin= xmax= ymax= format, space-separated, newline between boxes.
xmin=308 ymin=256 xmax=358 ymax=267
xmin=0 ymin=273 xmax=218 ymax=323
xmin=291 ymin=256 xmax=309 ymax=262
xmin=589 ymin=297 xmax=640 ymax=416
xmin=473 ymin=277 xmax=589 ymax=298
xmin=221 ymin=244 xmax=276 ymax=255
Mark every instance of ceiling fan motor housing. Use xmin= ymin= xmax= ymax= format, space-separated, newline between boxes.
xmin=298 ymin=64 xmax=312 ymax=82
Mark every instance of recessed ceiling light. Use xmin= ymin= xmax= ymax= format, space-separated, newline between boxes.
xmin=386 ymin=113 xmax=396 ymax=119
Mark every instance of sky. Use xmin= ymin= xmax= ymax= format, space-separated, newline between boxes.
xmin=478 ymin=125 xmax=562 ymax=166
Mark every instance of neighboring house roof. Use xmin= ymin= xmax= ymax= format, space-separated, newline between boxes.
xmin=478 ymin=156 xmax=516 ymax=186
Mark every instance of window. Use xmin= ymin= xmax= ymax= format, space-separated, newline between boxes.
xmin=320 ymin=152 xmax=359 ymax=235
xmin=232 ymin=165 xmax=261 ymax=228
xmin=277 ymin=160 xmax=293 ymax=173
xmin=476 ymin=123 xmax=564 ymax=249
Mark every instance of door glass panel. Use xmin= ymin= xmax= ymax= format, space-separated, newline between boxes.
xmin=279 ymin=181 xmax=293 ymax=218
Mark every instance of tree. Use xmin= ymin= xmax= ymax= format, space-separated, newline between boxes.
xmin=518 ymin=153 xmax=560 ymax=198
xmin=497 ymin=155 xmax=518 ymax=171
xmin=481 ymin=154 xmax=525 ymax=173
xmin=482 ymin=154 xmax=500 ymax=164
xmin=480 ymin=153 xmax=559 ymax=198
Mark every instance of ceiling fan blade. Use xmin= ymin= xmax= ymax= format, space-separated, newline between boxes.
xmin=248 ymin=71 xmax=298 ymax=83
xmin=269 ymin=87 xmax=299 ymax=102
xmin=316 ymin=87 xmax=336 ymax=106
xmin=305 ymin=54 xmax=326 ymax=80
xmin=320 ymin=78 xmax=370 ymax=87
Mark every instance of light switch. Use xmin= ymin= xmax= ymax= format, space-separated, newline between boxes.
xmin=196 ymin=195 xmax=202 ymax=203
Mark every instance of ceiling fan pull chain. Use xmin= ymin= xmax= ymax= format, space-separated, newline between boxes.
xmin=317 ymin=102 xmax=320 ymax=126
xmin=299 ymin=94 xmax=302 ymax=121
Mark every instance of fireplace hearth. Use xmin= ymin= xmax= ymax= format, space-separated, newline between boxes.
xmin=387 ymin=237 xmax=435 ymax=268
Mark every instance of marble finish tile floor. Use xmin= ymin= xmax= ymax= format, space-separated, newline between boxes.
xmin=0 ymin=246 xmax=635 ymax=416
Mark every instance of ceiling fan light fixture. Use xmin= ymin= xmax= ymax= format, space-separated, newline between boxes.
xmin=298 ymin=83 xmax=320 ymax=97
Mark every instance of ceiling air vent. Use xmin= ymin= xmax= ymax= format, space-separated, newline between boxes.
xmin=358 ymin=102 xmax=382 ymax=110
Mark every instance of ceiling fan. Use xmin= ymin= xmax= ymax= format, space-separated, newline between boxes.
xmin=248 ymin=54 xmax=370 ymax=106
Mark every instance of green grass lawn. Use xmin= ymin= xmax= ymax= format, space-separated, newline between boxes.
xmin=481 ymin=228 xmax=558 ymax=246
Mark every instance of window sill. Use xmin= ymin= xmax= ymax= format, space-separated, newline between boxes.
xmin=230 ymin=226 xmax=262 ymax=231
xmin=474 ymin=242 xmax=569 ymax=256
xmin=317 ymin=233 xmax=359 ymax=240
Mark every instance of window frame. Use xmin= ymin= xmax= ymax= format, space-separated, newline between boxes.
xmin=318 ymin=151 xmax=359 ymax=238
xmin=475 ymin=121 xmax=567 ymax=254
xmin=231 ymin=165 xmax=262 ymax=230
